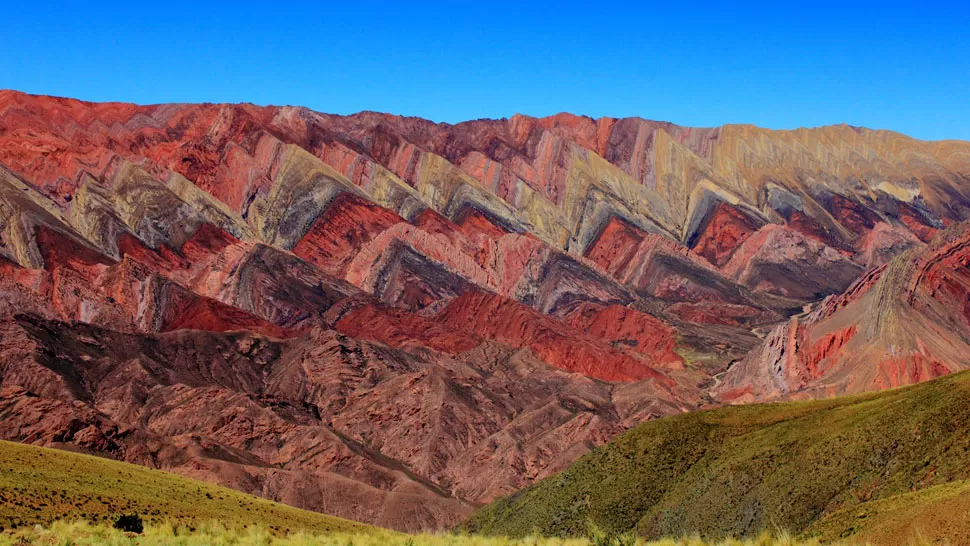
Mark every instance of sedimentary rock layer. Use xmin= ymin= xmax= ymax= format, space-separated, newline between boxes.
xmin=1 ymin=90 xmax=970 ymax=529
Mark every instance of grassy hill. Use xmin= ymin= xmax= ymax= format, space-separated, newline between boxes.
xmin=463 ymin=369 xmax=970 ymax=544
xmin=807 ymin=478 xmax=970 ymax=545
xmin=0 ymin=439 xmax=372 ymax=534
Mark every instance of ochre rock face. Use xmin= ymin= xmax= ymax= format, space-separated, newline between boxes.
xmin=2 ymin=90 xmax=970 ymax=529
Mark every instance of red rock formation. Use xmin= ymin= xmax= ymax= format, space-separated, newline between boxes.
xmin=785 ymin=210 xmax=851 ymax=252
xmin=898 ymin=204 xmax=940 ymax=242
xmin=333 ymin=301 xmax=480 ymax=353
xmin=584 ymin=217 xmax=774 ymax=322
xmin=830 ymin=194 xmax=879 ymax=235
xmin=856 ymin=222 xmax=924 ymax=268
xmin=3 ymin=90 xmax=970 ymax=530
xmin=800 ymin=325 xmax=857 ymax=380
xmin=722 ymin=224 xmax=863 ymax=300
xmin=691 ymin=203 xmax=762 ymax=267
xmin=585 ymin=216 xmax=646 ymax=276
xmin=562 ymin=302 xmax=683 ymax=369
xmin=292 ymin=192 xmax=404 ymax=277
xmin=435 ymin=292 xmax=671 ymax=382
xmin=717 ymin=222 xmax=970 ymax=401
xmin=158 ymin=293 xmax=291 ymax=338
xmin=663 ymin=301 xmax=766 ymax=327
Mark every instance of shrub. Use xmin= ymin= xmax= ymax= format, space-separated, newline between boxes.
xmin=113 ymin=513 xmax=143 ymax=534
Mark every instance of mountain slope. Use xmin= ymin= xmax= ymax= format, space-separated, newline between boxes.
xmin=463 ymin=369 xmax=970 ymax=543
xmin=807 ymin=478 xmax=970 ymax=545
xmin=0 ymin=439 xmax=372 ymax=534
xmin=0 ymin=312 xmax=700 ymax=531
xmin=717 ymin=221 xmax=970 ymax=402
xmin=2 ymin=89 xmax=970 ymax=530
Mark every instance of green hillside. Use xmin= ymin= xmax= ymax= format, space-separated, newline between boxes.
xmin=807 ymin=477 xmax=970 ymax=545
xmin=0 ymin=440 xmax=372 ymax=534
xmin=463 ymin=369 xmax=970 ymax=543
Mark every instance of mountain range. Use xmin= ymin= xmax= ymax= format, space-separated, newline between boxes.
xmin=1 ymin=89 xmax=970 ymax=531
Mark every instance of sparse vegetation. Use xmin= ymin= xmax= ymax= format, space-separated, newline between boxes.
xmin=807 ymin=477 xmax=970 ymax=544
xmin=0 ymin=521 xmax=825 ymax=546
xmin=0 ymin=440 xmax=369 ymax=534
xmin=465 ymin=369 xmax=970 ymax=544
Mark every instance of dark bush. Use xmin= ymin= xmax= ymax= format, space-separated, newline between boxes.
xmin=113 ymin=513 xmax=143 ymax=534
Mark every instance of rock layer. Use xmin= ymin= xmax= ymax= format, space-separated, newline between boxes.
xmin=2 ymin=90 xmax=970 ymax=529
xmin=716 ymin=222 xmax=970 ymax=402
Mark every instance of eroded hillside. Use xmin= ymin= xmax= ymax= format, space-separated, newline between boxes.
xmin=1 ymin=90 xmax=969 ymax=529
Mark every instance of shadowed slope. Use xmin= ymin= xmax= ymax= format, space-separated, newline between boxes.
xmin=0 ymin=312 xmax=700 ymax=530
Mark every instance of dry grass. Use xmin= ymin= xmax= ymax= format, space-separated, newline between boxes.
xmin=0 ymin=521 xmax=828 ymax=546
xmin=0 ymin=441 xmax=368 ymax=535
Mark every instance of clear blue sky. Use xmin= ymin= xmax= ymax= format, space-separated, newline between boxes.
xmin=2 ymin=1 xmax=968 ymax=140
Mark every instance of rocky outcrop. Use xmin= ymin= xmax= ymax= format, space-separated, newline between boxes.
xmin=721 ymin=225 xmax=863 ymax=300
xmin=0 ymin=313 xmax=700 ymax=530
xmin=717 ymin=223 xmax=970 ymax=401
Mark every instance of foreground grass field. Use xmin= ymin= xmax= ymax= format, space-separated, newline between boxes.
xmin=0 ymin=521 xmax=825 ymax=546
xmin=0 ymin=440 xmax=369 ymax=534
xmin=465 ymin=369 xmax=970 ymax=544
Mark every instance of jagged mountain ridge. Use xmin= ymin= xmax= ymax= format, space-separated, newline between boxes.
xmin=1 ymin=89 xmax=970 ymax=530
xmin=717 ymin=220 xmax=970 ymax=401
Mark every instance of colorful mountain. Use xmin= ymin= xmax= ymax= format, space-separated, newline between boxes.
xmin=1 ymin=89 xmax=970 ymax=530
xmin=716 ymin=221 xmax=970 ymax=402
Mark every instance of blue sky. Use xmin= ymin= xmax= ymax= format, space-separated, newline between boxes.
xmin=2 ymin=1 xmax=968 ymax=140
